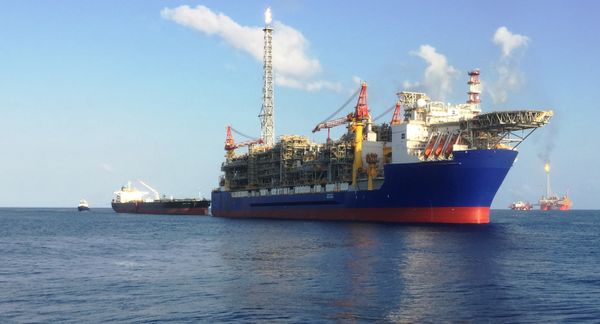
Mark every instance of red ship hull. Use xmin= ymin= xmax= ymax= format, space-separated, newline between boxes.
xmin=215 ymin=206 xmax=490 ymax=224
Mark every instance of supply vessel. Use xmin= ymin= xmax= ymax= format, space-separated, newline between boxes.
xmin=509 ymin=201 xmax=533 ymax=211
xmin=210 ymin=9 xmax=553 ymax=224
xmin=78 ymin=199 xmax=90 ymax=211
xmin=112 ymin=181 xmax=210 ymax=215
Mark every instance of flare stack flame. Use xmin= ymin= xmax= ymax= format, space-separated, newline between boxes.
xmin=264 ymin=7 xmax=272 ymax=25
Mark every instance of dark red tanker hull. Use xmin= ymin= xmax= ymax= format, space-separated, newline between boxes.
xmin=111 ymin=199 xmax=210 ymax=215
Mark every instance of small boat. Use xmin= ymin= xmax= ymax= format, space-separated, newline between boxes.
xmin=78 ymin=199 xmax=90 ymax=211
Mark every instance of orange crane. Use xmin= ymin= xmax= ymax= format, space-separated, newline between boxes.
xmin=225 ymin=125 xmax=263 ymax=159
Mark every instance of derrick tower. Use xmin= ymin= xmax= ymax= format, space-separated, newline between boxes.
xmin=259 ymin=7 xmax=274 ymax=146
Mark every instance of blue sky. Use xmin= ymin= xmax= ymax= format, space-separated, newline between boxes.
xmin=0 ymin=0 xmax=598 ymax=208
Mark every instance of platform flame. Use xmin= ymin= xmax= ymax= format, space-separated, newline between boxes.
xmin=264 ymin=7 xmax=272 ymax=25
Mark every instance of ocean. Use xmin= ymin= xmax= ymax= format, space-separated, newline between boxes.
xmin=0 ymin=208 xmax=598 ymax=323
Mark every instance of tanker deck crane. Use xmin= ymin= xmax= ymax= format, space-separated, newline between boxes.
xmin=138 ymin=180 xmax=160 ymax=200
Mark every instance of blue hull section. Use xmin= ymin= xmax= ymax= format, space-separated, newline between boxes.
xmin=211 ymin=149 xmax=518 ymax=223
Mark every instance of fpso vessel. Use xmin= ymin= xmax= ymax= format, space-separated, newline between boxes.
xmin=210 ymin=9 xmax=551 ymax=224
xmin=112 ymin=181 xmax=210 ymax=215
xmin=211 ymin=71 xmax=553 ymax=223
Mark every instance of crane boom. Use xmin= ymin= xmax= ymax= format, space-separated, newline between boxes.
xmin=138 ymin=180 xmax=160 ymax=200
xmin=225 ymin=125 xmax=263 ymax=158
xmin=312 ymin=114 xmax=351 ymax=133
xmin=232 ymin=138 xmax=264 ymax=149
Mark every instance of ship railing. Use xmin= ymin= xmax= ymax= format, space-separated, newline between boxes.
xmin=229 ymin=183 xmax=350 ymax=197
xmin=464 ymin=110 xmax=553 ymax=131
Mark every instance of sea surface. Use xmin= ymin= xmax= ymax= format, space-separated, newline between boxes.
xmin=0 ymin=208 xmax=599 ymax=323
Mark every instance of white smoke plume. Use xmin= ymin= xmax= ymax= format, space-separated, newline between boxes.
xmin=161 ymin=5 xmax=340 ymax=92
xmin=403 ymin=45 xmax=458 ymax=100
xmin=537 ymin=123 xmax=559 ymax=163
xmin=488 ymin=26 xmax=530 ymax=104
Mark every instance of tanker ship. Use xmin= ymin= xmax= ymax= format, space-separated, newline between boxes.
xmin=112 ymin=181 xmax=210 ymax=215
xmin=210 ymin=9 xmax=553 ymax=224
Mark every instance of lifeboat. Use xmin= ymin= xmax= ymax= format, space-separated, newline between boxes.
xmin=424 ymin=135 xmax=438 ymax=159
xmin=434 ymin=135 xmax=447 ymax=157
xmin=444 ymin=134 xmax=459 ymax=157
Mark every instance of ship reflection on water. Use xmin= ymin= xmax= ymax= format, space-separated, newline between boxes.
xmin=387 ymin=225 xmax=510 ymax=321
xmin=212 ymin=219 xmax=515 ymax=322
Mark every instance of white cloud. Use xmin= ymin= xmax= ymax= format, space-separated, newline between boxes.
xmin=493 ymin=26 xmax=529 ymax=58
xmin=488 ymin=27 xmax=530 ymax=104
xmin=161 ymin=5 xmax=336 ymax=91
xmin=404 ymin=45 xmax=458 ymax=100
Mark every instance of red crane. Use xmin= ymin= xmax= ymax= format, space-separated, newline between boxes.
xmin=312 ymin=113 xmax=353 ymax=141
xmin=390 ymin=101 xmax=402 ymax=125
xmin=312 ymin=82 xmax=370 ymax=140
xmin=225 ymin=126 xmax=263 ymax=158
xmin=355 ymin=82 xmax=369 ymax=119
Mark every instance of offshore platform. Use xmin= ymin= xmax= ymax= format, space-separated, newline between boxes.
xmin=539 ymin=162 xmax=572 ymax=211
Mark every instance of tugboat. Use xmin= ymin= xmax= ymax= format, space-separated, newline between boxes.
xmin=78 ymin=199 xmax=90 ymax=211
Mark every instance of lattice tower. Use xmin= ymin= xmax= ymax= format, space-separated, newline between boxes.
xmin=259 ymin=24 xmax=274 ymax=146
